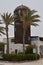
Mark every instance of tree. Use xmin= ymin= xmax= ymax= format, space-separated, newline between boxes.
xmin=19 ymin=9 xmax=40 ymax=53
xmin=1 ymin=12 xmax=13 ymax=53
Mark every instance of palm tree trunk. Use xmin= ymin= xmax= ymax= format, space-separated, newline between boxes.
xmin=28 ymin=26 xmax=31 ymax=44
xmin=28 ymin=25 xmax=31 ymax=44
xmin=6 ymin=26 xmax=9 ymax=54
xmin=23 ymin=29 xmax=25 ymax=53
xmin=14 ymin=22 xmax=15 ymax=44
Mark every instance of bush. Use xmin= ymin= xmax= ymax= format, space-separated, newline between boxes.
xmin=25 ymin=45 xmax=36 ymax=54
xmin=3 ymin=54 xmax=40 ymax=61
xmin=0 ymin=43 xmax=4 ymax=51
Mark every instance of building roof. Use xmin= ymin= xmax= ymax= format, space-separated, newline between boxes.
xmin=31 ymin=36 xmax=39 ymax=38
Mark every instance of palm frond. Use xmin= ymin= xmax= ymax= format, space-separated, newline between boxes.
xmin=1 ymin=12 xmax=13 ymax=25
xmin=32 ymin=19 xmax=40 ymax=22
xmin=31 ymin=15 xmax=40 ymax=19
xmin=31 ymin=10 xmax=37 ymax=15
xmin=0 ymin=34 xmax=2 ymax=36
xmin=31 ymin=23 xmax=39 ymax=26
xmin=0 ymin=30 xmax=6 ymax=35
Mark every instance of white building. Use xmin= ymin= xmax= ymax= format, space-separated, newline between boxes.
xmin=3 ymin=36 xmax=43 ymax=55
xmin=31 ymin=36 xmax=43 ymax=55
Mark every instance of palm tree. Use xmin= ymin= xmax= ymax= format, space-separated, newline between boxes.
xmin=14 ymin=5 xmax=40 ymax=53
xmin=19 ymin=9 xmax=40 ymax=53
xmin=1 ymin=12 xmax=13 ymax=53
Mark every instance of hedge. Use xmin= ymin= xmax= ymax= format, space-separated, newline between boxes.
xmin=3 ymin=54 xmax=40 ymax=61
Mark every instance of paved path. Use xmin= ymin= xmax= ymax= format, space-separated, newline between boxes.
xmin=0 ymin=58 xmax=43 ymax=65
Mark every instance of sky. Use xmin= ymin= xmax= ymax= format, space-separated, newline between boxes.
xmin=0 ymin=0 xmax=43 ymax=40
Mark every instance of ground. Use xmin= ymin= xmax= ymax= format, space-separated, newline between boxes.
xmin=0 ymin=58 xmax=43 ymax=65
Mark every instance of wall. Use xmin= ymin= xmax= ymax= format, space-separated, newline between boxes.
xmin=31 ymin=37 xmax=43 ymax=55
xmin=3 ymin=37 xmax=43 ymax=55
xmin=3 ymin=38 xmax=23 ymax=53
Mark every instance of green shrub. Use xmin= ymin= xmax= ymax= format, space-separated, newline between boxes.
xmin=0 ymin=43 xmax=4 ymax=51
xmin=3 ymin=54 xmax=40 ymax=61
xmin=25 ymin=45 xmax=36 ymax=54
